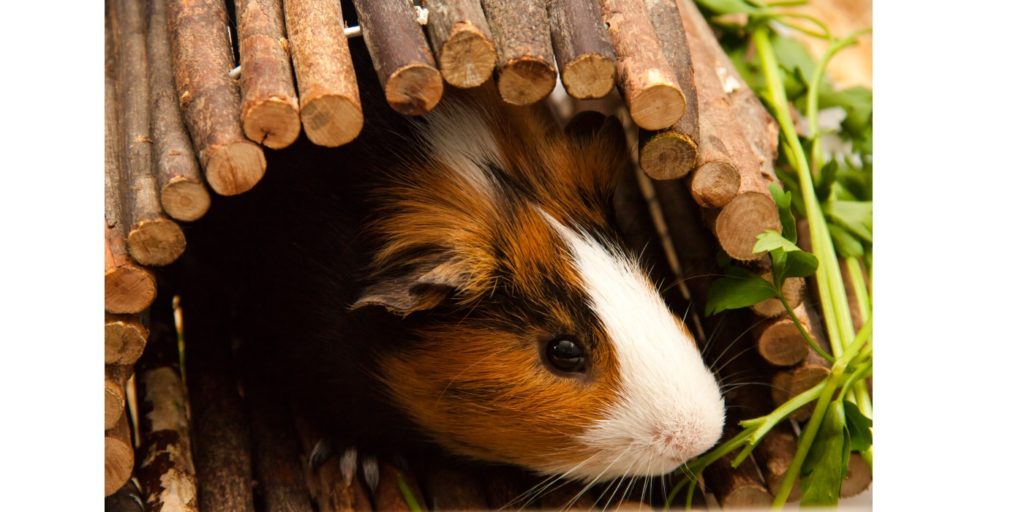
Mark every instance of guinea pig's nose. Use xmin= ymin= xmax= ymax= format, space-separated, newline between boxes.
xmin=654 ymin=418 xmax=723 ymax=462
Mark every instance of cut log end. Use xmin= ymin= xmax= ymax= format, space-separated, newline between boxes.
xmin=204 ymin=140 xmax=267 ymax=196
xmin=639 ymin=131 xmax=698 ymax=180
xmin=301 ymin=94 xmax=364 ymax=148
xmin=161 ymin=177 xmax=211 ymax=222
xmin=242 ymin=97 xmax=302 ymax=149
xmin=757 ymin=320 xmax=810 ymax=366
xmin=715 ymin=191 xmax=782 ymax=261
xmin=385 ymin=64 xmax=445 ymax=115
xmin=720 ymin=485 xmax=772 ymax=508
xmin=496 ymin=57 xmax=557 ymax=106
xmin=691 ymin=161 xmax=740 ymax=208
xmin=127 ymin=218 xmax=187 ymax=267
xmin=628 ymin=83 xmax=685 ymax=130
xmin=105 ymin=318 xmax=148 ymax=365
xmin=104 ymin=381 xmax=126 ymax=431
xmin=105 ymin=416 xmax=134 ymax=496
xmin=841 ymin=453 xmax=872 ymax=497
xmin=105 ymin=266 xmax=157 ymax=314
xmin=439 ymin=24 xmax=497 ymax=89
xmin=562 ymin=53 xmax=616 ymax=100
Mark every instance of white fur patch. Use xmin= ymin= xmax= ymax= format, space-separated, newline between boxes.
xmin=546 ymin=217 xmax=725 ymax=481
xmin=416 ymin=98 xmax=500 ymax=199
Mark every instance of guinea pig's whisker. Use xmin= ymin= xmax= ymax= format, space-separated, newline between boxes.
xmin=432 ymin=349 xmax=507 ymax=408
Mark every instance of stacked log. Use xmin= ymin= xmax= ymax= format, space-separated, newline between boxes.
xmin=284 ymin=0 xmax=364 ymax=147
xmin=481 ymin=0 xmax=558 ymax=106
xmin=168 ymin=0 xmax=266 ymax=195
xmin=234 ymin=0 xmax=302 ymax=148
xmin=135 ymin=293 xmax=200 ymax=511
xmin=423 ymin=0 xmax=497 ymax=89
xmin=548 ymin=0 xmax=617 ymax=100
xmin=351 ymin=0 xmax=444 ymax=115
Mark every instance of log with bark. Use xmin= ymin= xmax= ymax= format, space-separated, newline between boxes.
xmin=234 ymin=0 xmax=302 ymax=148
xmin=135 ymin=291 xmax=200 ymax=512
xmin=106 ymin=36 xmax=156 ymax=315
xmin=147 ymin=0 xmax=211 ymax=222
xmin=547 ymin=0 xmax=616 ymax=100
xmin=751 ymin=273 xmax=806 ymax=318
xmin=168 ymin=0 xmax=266 ymax=195
xmin=106 ymin=314 xmax=149 ymax=365
xmin=481 ymin=0 xmax=558 ymax=106
xmin=106 ymin=364 xmax=133 ymax=431
xmin=244 ymin=360 xmax=315 ymax=512
xmin=755 ymin=304 xmax=814 ymax=367
xmin=423 ymin=0 xmax=496 ymax=89
xmin=675 ymin=0 xmax=781 ymax=261
xmin=110 ymin=0 xmax=188 ymax=268
xmin=597 ymin=0 xmax=685 ymax=130
xmin=183 ymin=282 xmax=256 ymax=512
xmin=351 ymin=0 xmax=443 ymax=115
xmin=703 ymin=433 xmax=772 ymax=508
xmin=539 ymin=479 xmax=596 ymax=510
xmin=638 ymin=0 xmax=699 ymax=179
xmin=106 ymin=412 xmax=135 ymax=496
xmin=754 ymin=426 xmax=801 ymax=502
xmin=284 ymin=0 xmax=364 ymax=147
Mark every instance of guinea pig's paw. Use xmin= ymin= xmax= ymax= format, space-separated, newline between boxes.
xmin=310 ymin=440 xmax=380 ymax=493
xmin=308 ymin=437 xmax=336 ymax=471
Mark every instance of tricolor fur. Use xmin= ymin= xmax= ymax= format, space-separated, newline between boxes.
xmin=358 ymin=87 xmax=725 ymax=481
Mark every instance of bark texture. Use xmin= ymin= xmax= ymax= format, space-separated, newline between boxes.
xmin=481 ymin=0 xmax=558 ymax=105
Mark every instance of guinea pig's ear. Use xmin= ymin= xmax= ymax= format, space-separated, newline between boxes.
xmin=565 ymin=111 xmax=631 ymax=192
xmin=351 ymin=260 xmax=467 ymax=316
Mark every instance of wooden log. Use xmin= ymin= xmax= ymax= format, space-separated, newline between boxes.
xmin=105 ymin=220 xmax=157 ymax=314
xmin=350 ymin=0 xmax=443 ymax=115
xmin=106 ymin=0 xmax=155 ymax=315
xmin=547 ymin=0 xmax=616 ymax=100
xmin=422 ymin=463 xmax=489 ymax=511
xmin=480 ymin=0 xmax=558 ymax=106
xmin=703 ymin=442 xmax=772 ymax=508
xmin=147 ymin=0 xmax=211 ymax=222
xmin=676 ymin=0 xmax=778 ymax=181
xmin=106 ymin=412 xmax=135 ymax=496
xmin=110 ymin=0 xmax=187 ymax=268
xmin=423 ymin=0 xmax=496 ymax=89
xmin=105 ymin=364 xmax=133 ymax=431
xmin=106 ymin=314 xmax=149 ymax=365
xmin=638 ymin=0 xmax=699 ymax=179
xmin=284 ymin=0 xmax=364 ymax=147
xmin=245 ymin=370 xmax=315 ymax=512
xmin=841 ymin=452 xmax=872 ymax=498
xmin=597 ymin=0 xmax=684 ymax=130
xmin=105 ymin=479 xmax=145 ymax=512
xmin=755 ymin=304 xmax=814 ymax=367
xmin=376 ymin=457 xmax=425 ymax=512
xmin=689 ymin=160 xmax=739 ymax=208
xmin=168 ymin=0 xmax=267 ymax=195
xmin=184 ymin=286 xmax=256 ymax=512
xmin=234 ymin=0 xmax=301 ymax=148
xmin=715 ymin=191 xmax=781 ymax=262
xmin=135 ymin=290 xmax=200 ymax=512
xmin=771 ymin=351 xmax=830 ymax=421
xmin=751 ymin=273 xmax=806 ymax=318
xmin=753 ymin=426 xmax=800 ymax=502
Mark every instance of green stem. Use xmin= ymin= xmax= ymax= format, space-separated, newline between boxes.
xmin=781 ymin=298 xmax=834 ymax=363
xmin=806 ymin=32 xmax=869 ymax=174
xmin=732 ymin=378 xmax=828 ymax=466
xmin=396 ymin=471 xmax=423 ymax=512
xmin=845 ymin=257 xmax=871 ymax=328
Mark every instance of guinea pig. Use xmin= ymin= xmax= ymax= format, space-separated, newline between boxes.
xmin=191 ymin=40 xmax=724 ymax=485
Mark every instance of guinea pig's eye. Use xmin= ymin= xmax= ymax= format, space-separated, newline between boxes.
xmin=545 ymin=338 xmax=586 ymax=374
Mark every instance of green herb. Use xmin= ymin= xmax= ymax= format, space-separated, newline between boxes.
xmin=671 ymin=2 xmax=873 ymax=509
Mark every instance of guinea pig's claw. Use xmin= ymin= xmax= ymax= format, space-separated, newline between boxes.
xmin=309 ymin=438 xmax=335 ymax=470
xmin=361 ymin=453 xmax=380 ymax=494
xmin=340 ymin=447 xmax=359 ymax=486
